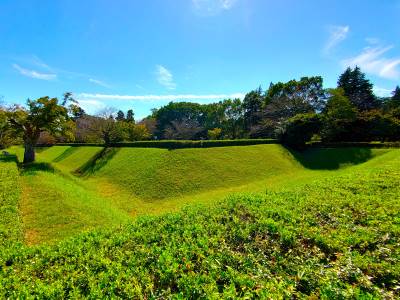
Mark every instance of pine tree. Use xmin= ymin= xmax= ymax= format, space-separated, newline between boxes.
xmin=392 ymin=86 xmax=400 ymax=108
xmin=126 ymin=109 xmax=135 ymax=123
xmin=116 ymin=110 xmax=125 ymax=121
xmin=337 ymin=66 xmax=378 ymax=111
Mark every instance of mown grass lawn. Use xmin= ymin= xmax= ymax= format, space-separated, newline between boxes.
xmin=0 ymin=146 xmax=399 ymax=298
xmin=3 ymin=144 xmax=393 ymax=244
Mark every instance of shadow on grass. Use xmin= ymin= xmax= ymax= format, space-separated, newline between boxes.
xmin=289 ymin=147 xmax=373 ymax=170
xmin=75 ymin=147 xmax=118 ymax=176
xmin=0 ymin=154 xmax=18 ymax=163
xmin=53 ymin=147 xmax=79 ymax=162
xmin=21 ymin=162 xmax=55 ymax=175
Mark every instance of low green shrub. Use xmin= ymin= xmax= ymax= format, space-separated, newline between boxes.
xmin=0 ymin=151 xmax=399 ymax=298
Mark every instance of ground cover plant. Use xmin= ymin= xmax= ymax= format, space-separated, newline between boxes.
xmin=0 ymin=147 xmax=399 ymax=298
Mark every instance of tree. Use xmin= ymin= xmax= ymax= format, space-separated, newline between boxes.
xmin=0 ymin=107 xmax=14 ymax=149
xmin=242 ymin=87 xmax=263 ymax=130
xmin=126 ymin=109 xmax=135 ymax=123
xmin=116 ymin=110 xmax=125 ymax=121
xmin=124 ymin=123 xmax=151 ymax=141
xmin=337 ymin=66 xmax=378 ymax=111
xmin=153 ymin=102 xmax=206 ymax=139
xmin=8 ymin=97 xmax=74 ymax=163
xmin=388 ymin=86 xmax=400 ymax=110
xmin=320 ymin=88 xmax=357 ymax=142
xmin=262 ymin=77 xmax=326 ymax=130
xmin=207 ymin=128 xmax=222 ymax=140
xmin=164 ymin=118 xmax=204 ymax=140
xmin=90 ymin=108 xmax=126 ymax=145
xmin=220 ymin=98 xmax=244 ymax=139
xmin=279 ymin=113 xmax=322 ymax=150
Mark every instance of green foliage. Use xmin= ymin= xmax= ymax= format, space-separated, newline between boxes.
xmin=207 ymin=127 xmax=222 ymax=140
xmin=338 ymin=66 xmax=378 ymax=111
xmin=321 ymin=88 xmax=358 ymax=142
xmin=265 ymin=76 xmax=326 ymax=119
xmin=280 ymin=113 xmax=322 ymax=150
xmin=0 ymin=108 xmax=15 ymax=149
xmin=0 ymin=150 xmax=399 ymax=298
xmin=8 ymin=96 xmax=74 ymax=163
xmin=124 ymin=123 xmax=151 ymax=141
xmin=0 ymin=154 xmax=22 ymax=250
xmin=126 ymin=109 xmax=135 ymax=123
xmin=242 ymin=87 xmax=263 ymax=129
xmin=153 ymin=102 xmax=207 ymax=139
xmin=52 ymin=138 xmax=277 ymax=148
xmin=116 ymin=110 xmax=125 ymax=121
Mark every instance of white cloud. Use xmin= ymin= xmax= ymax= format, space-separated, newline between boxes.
xmin=374 ymin=86 xmax=394 ymax=97
xmin=324 ymin=25 xmax=349 ymax=54
xmin=77 ymin=93 xmax=246 ymax=102
xmin=192 ymin=0 xmax=237 ymax=16
xmin=365 ymin=37 xmax=380 ymax=45
xmin=89 ymin=78 xmax=111 ymax=88
xmin=77 ymin=99 xmax=106 ymax=112
xmin=156 ymin=65 xmax=176 ymax=90
xmin=12 ymin=64 xmax=57 ymax=80
xmin=342 ymin=45 xmax=400 ymax=80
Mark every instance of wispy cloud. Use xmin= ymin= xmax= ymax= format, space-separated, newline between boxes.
xmin=89 ymin=78 xmax=111 ymax=88
xmin=156 ymin=65 xmax=176 ymax=90
xmin=77 ymin=99 xmax=106 ymax=110
xmin=77 ymin=93 xmax=245 ymax=102
xmin=374 ymin=86 xmax=394 ymax=97
xmin=192 ymin=0 xmax=237 ymax=16
xmin=12 ymin=64 xmax=57 ymax=80
xmin=324 ymin=25 xmax=349 ymax=54
xmin=365 ymin=37 xmax=380 ymax=45
xmin=342 ymin=45 xmax=400 ymax=80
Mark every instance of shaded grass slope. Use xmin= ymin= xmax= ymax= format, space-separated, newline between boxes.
xmin=20 ymin=164 xmax=130 ymax=244
xmin=0 ymin=154 xmax=22 ymax=250
xmin=0 ymin=150 xmax=399 ymax=298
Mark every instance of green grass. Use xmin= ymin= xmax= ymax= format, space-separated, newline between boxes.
xmin=84 ymin=145 xmax=301 ymax=200
xmin=0 ymin=154 xmax=22 ymax=250
xmin=0 ymin=148 xmax=399 ymax=298
xmin=3 ymin=144 xmax=393 ymax=245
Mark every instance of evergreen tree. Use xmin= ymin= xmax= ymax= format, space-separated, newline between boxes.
xmin=242 ymin=86 xmax=263 ymax=130
xmin=116 ymin=110 xmax=125 ymax=121
xmin=391 ymin=86 xmax=400 ymax=109
xmin=337 ymin=66 xmax=378 ymax=111
xmin=126 ymin=109 xmax=135 ymax=123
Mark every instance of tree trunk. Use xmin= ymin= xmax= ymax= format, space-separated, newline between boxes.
xmin=23 ymin=141 xmax=35 ymax=164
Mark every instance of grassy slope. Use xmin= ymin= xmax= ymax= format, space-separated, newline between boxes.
xmin=0 ymin=149 xmax=399 ymax=298
xmin=7 ymin=146 xmax=129 ymax=244
xmin=4 ymin=145 xmax=392 ymax=244
xmin=20 ymin=167 xmax=130 ymax=244
xmin=0 ymin=155 xmax=22 ymax=250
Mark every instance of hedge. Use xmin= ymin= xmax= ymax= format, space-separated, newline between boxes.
xmin=37 ymin=139 xmax=278 ymax=149
xmin=36 ymin=139 xmax=400 ymax=149
xmin=309 ymin=141 xmax=400 ymax=148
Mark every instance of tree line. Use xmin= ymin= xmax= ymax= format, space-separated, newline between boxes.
xmin=1 ymin=66 xmax=400 ymax=163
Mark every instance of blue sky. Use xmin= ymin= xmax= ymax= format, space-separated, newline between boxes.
xmin=1 ymin=0 xmax=400 ymax=119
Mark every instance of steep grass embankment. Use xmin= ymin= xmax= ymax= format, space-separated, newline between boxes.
xmin=4 ymin=145 xmax=393 ymax=244
xmin=0 ymin=155 xmax=22 ymax=249
xmin=0 ymin=149 xmax=399 ymax=298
